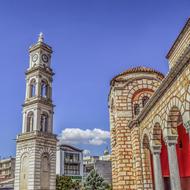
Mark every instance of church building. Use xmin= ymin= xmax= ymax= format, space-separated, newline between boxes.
xmin=14 ymin=34 xmax=57 ymax=190
xmin=109 ymin=18 xmax=190 ymax=190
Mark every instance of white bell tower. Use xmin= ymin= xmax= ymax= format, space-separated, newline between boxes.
xmin=14 ymin=33 xmax=57 ymax=190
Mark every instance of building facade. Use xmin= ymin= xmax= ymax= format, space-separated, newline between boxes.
xmin=0 ymin=157 xmax=15 ymax=189
xmin=109 ymin=18 xmax=190 ymax=190
xmin=14 ymin=34 xmax=57 ymax=190
xmin=56 ymin=144 xmax=83 ymax=181
xmin=83 ymin=149 xmax=112 ymax=184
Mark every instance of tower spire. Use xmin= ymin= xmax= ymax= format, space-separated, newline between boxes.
xmin=38 ymin=32 xmax=44 ymax=43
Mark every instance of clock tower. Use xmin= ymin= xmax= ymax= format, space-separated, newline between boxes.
xmin=14 ymin=33 xmax=57 ymax=190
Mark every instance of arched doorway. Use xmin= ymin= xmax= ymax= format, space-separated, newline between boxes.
xmin=40 ymin=153 xmax=50 ymax=190
xmin=20 ymin=153 xmax=29 ymax=190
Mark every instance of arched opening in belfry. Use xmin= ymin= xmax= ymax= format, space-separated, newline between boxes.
xmin=166 ymin=106 xmax=190 ymax=190
xmin=29 ymin=79 xmax=36 ymax=97
xmin=20 ymin=154 xmax=29 ymax=190
xmin=26 ymin=111 xmax=34 ymax=132
xmin=40 ymin=112 xmax=49 ymax=132
xmin=40 ymin=153 xmax=50 ymax=190
xmin=41 ymin=80 xmax=48 ymax=98
xmin=142 ymin=134 xmax=155 ymax=190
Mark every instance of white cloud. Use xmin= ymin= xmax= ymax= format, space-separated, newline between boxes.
xmin=58 ymin=128 xmax=110 ymax=146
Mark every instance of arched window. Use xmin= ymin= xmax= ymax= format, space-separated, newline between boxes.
xmin=26 ymin=112 xmax=34 ymax=132
xmin=40 ymin=154 xmax=50 ymax=189
xmin=134 ymin=103 xmax=140 ymax=116
xmin=30 ymin=80 xmax=36 ymax=97
xmin=142 ymin=96 xmax=149 ymax=107
xmin=40 ymin=113 xmax=48 ymax=132
xmin=41 ymin=81 xmax=48 ymax=98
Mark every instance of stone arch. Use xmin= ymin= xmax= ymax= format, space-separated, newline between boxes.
xmin=28 ymin=77 xmax=37 ymax=84
xmin=150 ymin=115 xmax=164 ymax=145
xmin=151 ymin=122 xmax=162 ymax=146
xmin=183 ymin=84 xmax=190 ymax=132
xmin=132 ymin=88 xmax=154 ymax=116
xmin=163 ymin=97 xmax=187 ymax=137
xmin=141 ymin=128 xmax=151 ymax=146
xmin=39 ymin=147 xmax=55 ymax=161
xmin=126 ymin=77 xmax=160 ymax=101
xmin=141 ymin=131 xmax=154 ymax=190
xmin=20 ymin=152 xmax=29 ymax=190
xmin=125 ymin=77 xmax=159 ymax=117
xmin=167 ymin=106 xmax=182 ymax=137
xmin=165 ymin=97 xmax=184 ymax=121
xmin=152 ymin=115 xmax=163 ymax=128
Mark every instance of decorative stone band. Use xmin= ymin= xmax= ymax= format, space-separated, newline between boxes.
xmin=164 ymin=135 xmax=178 ymax=146
xmin=17 ymin=130 xmax=57 ymax=142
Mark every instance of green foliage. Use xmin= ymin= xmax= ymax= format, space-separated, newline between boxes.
xmin=56 ymin=175 xmax=81 ymax=190
xmin=83 ymin=169 xmax=111 ymax=190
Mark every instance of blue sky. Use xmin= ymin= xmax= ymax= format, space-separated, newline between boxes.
xmin=0 ymin=0 xmax=189 ymax=158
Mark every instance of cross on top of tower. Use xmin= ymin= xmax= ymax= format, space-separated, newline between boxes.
xmin=38 ymin=32 xmax=44 ymax=43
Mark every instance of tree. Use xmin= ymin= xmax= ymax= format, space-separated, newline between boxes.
xmin=83 ymin=169 xmax=110 ymax=190
xmin=56 ymin=175 xmax=78 ymax=190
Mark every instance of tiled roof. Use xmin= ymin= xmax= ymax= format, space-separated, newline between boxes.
xmin=112 ymin=66 xmax=164 ymax=81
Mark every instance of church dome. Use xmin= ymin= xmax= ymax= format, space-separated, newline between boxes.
xmin=111 ymin=66 xmax=164 ymax=84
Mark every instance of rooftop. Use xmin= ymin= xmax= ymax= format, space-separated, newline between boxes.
xmin=111 ymin=66 xmax=164 ymax=84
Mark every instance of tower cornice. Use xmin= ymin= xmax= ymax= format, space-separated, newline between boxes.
xmin=22 ymin=99 xmax=55 ymax=108
xmin=29 ymin=42 xmax=53 ymax=54
xmin=25 ymin=65 xmax=54 ymax=76
xmin=16 ymin=130 xmax=57 ymax=143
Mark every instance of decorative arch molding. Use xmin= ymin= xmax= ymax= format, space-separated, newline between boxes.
xmin=163 ymin=96 xmax=190 ymax=136
xmin=132 ymin=88 xmax=154 ymax=102
xmin=124 ymin=78 xmax=160 ymax=117
xmin=146 ymin=115 xmax=164 ymax=147
xmin=19 ymin=147 xmax=33 ymax=158
xmin=165 ymin=96 xmax=184 ymax=121
xmin=151 ymin=114 xmax=163 ymax=129
xmin=38 ymin=147 xmax=55 ymax=161
xmin=28 ymin=76 xmax=37 ymax=84
xmin=126 ymin=78 xmax=159 ymax=101
xmin=141 ymin=128 xmax=151 ymax=148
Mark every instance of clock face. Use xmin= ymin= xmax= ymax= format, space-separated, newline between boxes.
xmin=32 ymin=54 xmax=38 ymax=62
xmin=42 ymin=54 xmax=48 ymax=63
